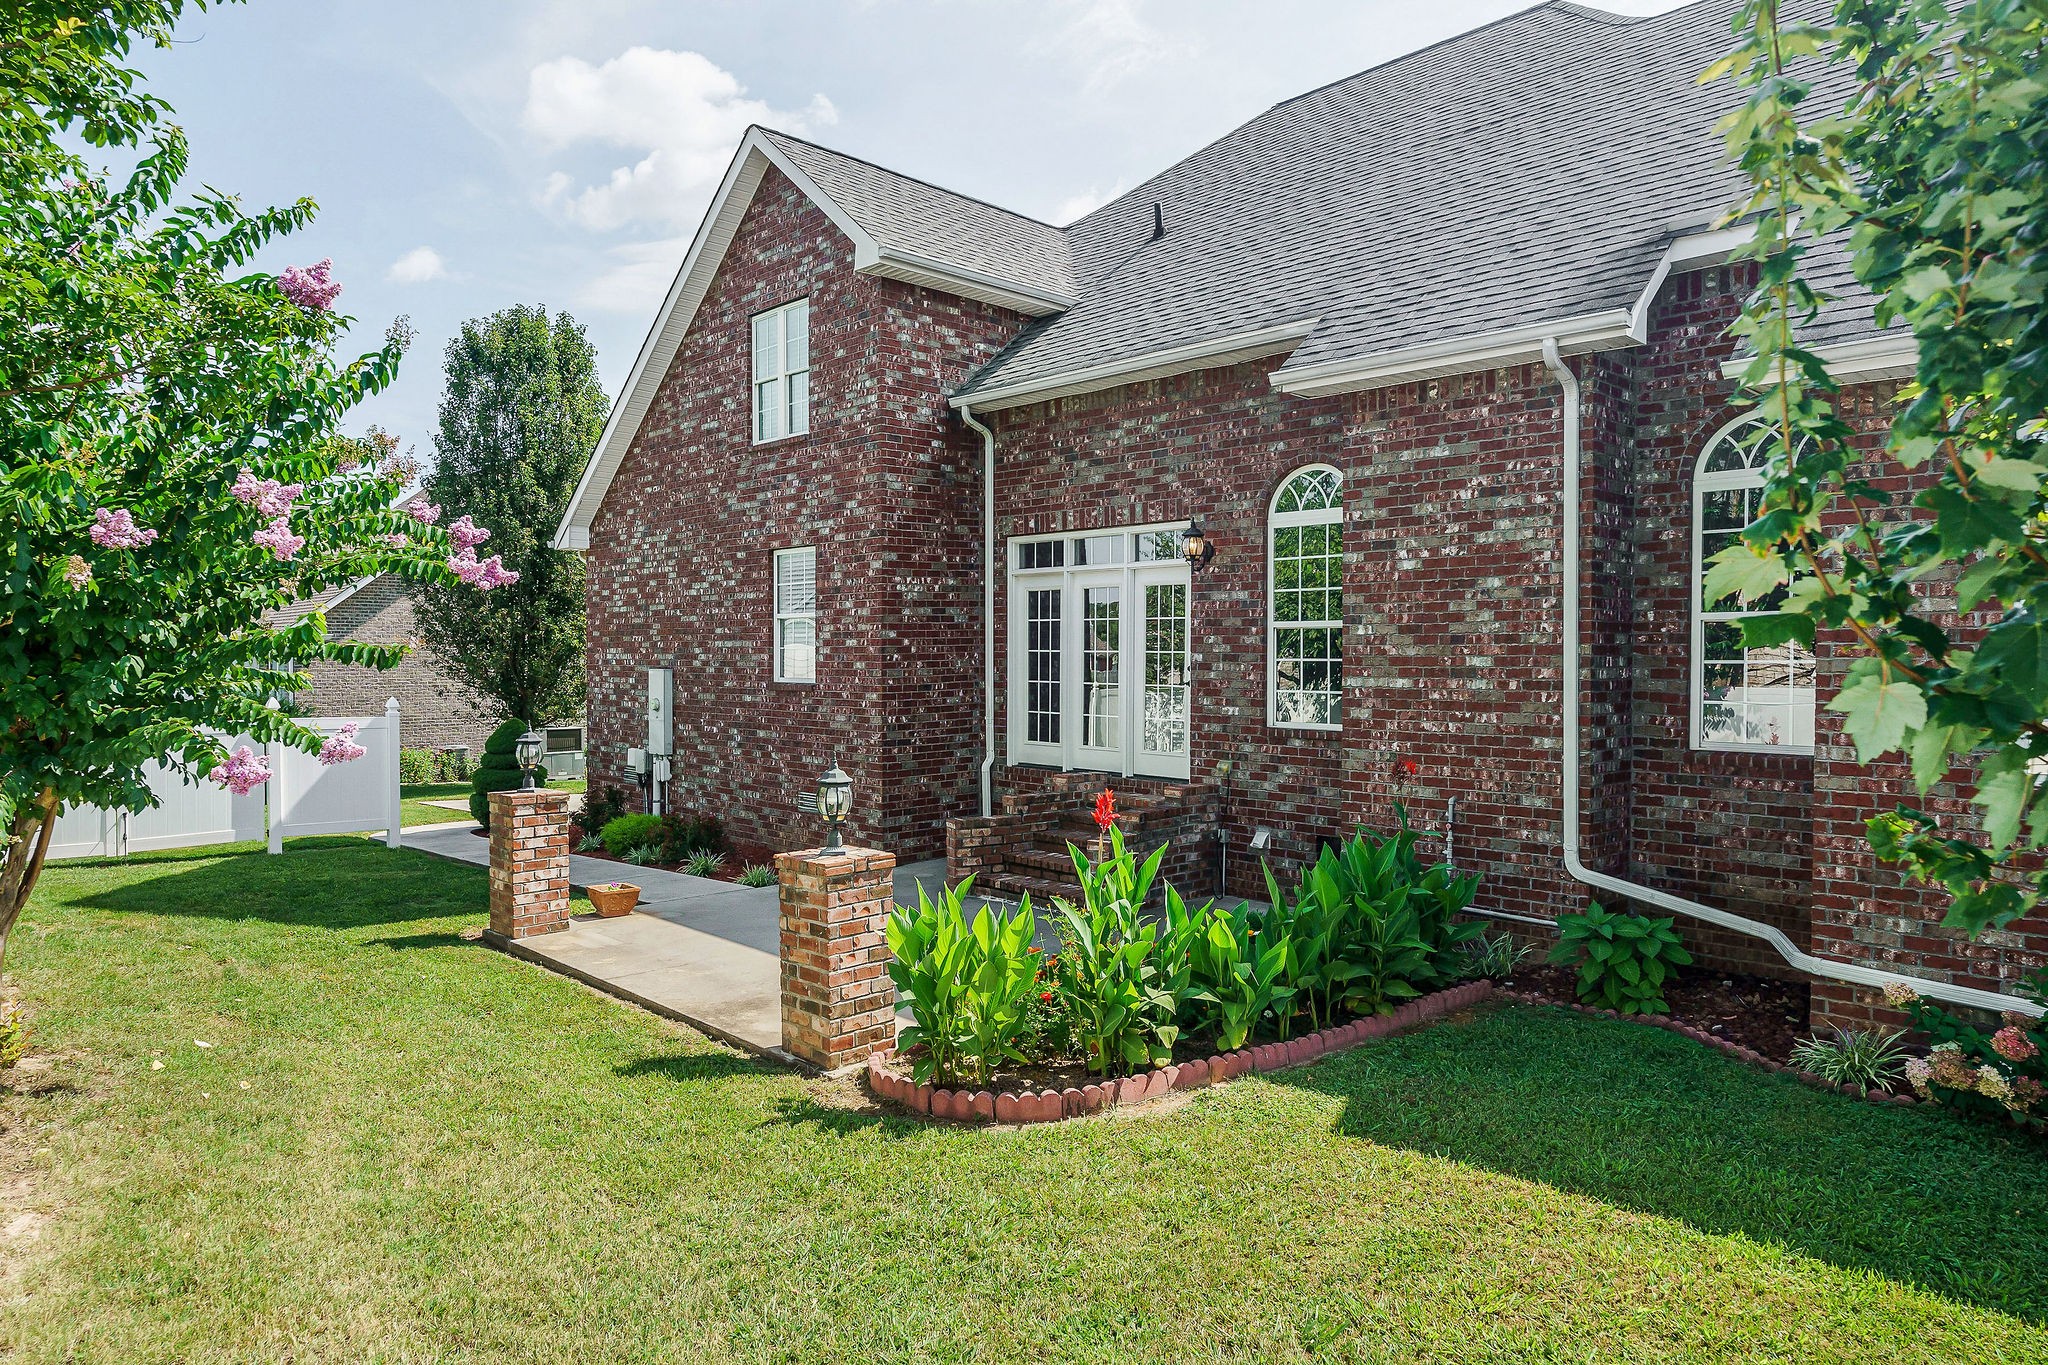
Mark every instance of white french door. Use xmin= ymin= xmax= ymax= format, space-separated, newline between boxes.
xmin=1008 ymin=527 xmax=1192 ymax=780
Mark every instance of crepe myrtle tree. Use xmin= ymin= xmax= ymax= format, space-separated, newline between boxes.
xmin=0 ymin=0 xmax=516 ymax=977
xmin=1709 ymin=0 xmax=2048 ymax=936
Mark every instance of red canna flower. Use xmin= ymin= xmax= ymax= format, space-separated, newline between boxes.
xmin=1094 ymin=787 xmax=1118 ymax=831
xmin=1040 ymin=991 xmax=1053 ymax=1003
xmin=1394 ymin=758 xmax=1419 ymax=777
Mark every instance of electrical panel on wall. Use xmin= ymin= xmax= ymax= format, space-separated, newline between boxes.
xmin=646 ymin=668 xmax=672 ymax=758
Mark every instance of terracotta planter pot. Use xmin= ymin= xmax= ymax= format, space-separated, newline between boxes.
xmin=586 ymin=882 xmax=640 ymax=917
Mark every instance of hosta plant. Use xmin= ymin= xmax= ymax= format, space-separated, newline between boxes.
xmin=1548 ymin=902 xmax=1692 ymax=1015
xmin=1789 ymin=1026 xmax=1910 ymax=1096
xmin=885 ymin=877 xmax=1038 ymax=1086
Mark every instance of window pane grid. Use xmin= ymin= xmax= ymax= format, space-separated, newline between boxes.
xmin=751 ymin=299 xmax=809 ymax=443
xmin=1026 ymin=588 xmax=1061 ymax=745
xmin=1270 ymin=468 xmax=1343 ymax=728
xmin=774 ymin=547 xmax=816 ymax=682
xmin=1144 ymin=583 xmax=1189 ymax=757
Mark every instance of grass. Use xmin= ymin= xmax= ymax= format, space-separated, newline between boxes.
xmin=399 ymin=778 xmax=586 ymax=828
xmin=3 ymin=842 xmax=2045 ymax=1363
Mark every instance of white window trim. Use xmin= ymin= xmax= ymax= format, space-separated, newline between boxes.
xmin=1689 ymin=413 xmax=1815 ymax=756
xmin=1005 ymin=523 xmax=1193 ymax=780
xmin=773 ymin=545 xmax=817 ymax=684
xmin=751 ymin=298 xmax=810 ymax=446
xmin=1267 ymin=464 xmax=1344 ymax=732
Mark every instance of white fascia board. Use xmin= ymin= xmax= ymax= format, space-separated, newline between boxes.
xmin=1627 ymin=221 xmax=1758 ymax=342
xmin=949 ymin=319 xmax=1319 ymax=413
xmin=1268 ymin=310 xmax=1634 ymax=398
xmin=859 ymin=246 xmax=1072 ymax=316
xmin=1718 ymin=332 xmax=1918 ymax=385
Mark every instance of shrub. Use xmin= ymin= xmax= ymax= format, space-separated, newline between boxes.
xmin=581 ymin=785 xmax=628 ymax=834
xmin=1887 ymin=971 xmax=2046 ymax=1128
xmin=1461 ymin=931 xmax=1534 ymax=980
xmin=599 ymin=813 xmax=663 ymax=858
xmin=0 ymin=999 xmax=25 ymax=1072
xmin=1790 ymin=1027 xmax=1910 ymax=1096
xmin=683 ymin=851 xmax=726 ymax=878
xmin=886 ymin=877 xmax=1040 ymax=1086
xmin=1547 ymin=902 xmax=1691 ymax=1015
xmin=436 ymin=748 xmax=472 ymax=783
xmin=1049 ymin=826 xmax=1182 ymax=1075
xmin=470 ymin=720 xmax=543 ymax=826
xmin=736 ymin=864 xmax=776 ymax=888
xmin=398 ymin=747 xmax=436 ymax=787
xmin=657 ymin=813 xmax=725 ymax=863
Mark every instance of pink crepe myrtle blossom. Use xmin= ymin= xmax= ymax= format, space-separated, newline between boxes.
xmin=449 ymin=548 xmax=519 ymax=589
xmin=89 ymin=507 xmax=157 ymax=549
xmin=208 ymin=745 xmax=271 ymax=796
xmin=61 ymin=555 xmax=92 ymax=589
xmin=230 ymin=467 xmax=304 ymax=519
xmin=1992 ymin=1026 xmax=2039 ymax=1063
xmin=317 ymin=721 xmax=366 ymax=766
xmin=379 ymin=533 xmax=411 ymax=548
xmin=252 ymin=516 xmax=305 ymax=562
xmin=446 ymin=514 xmax=489 ymax=551
xmin=277 ymin=259 xmax=342 ymax=311
xmin=406 ymin=501 xmax=441 ymax=525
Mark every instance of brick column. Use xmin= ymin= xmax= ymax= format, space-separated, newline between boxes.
xmin=775 ymin=846 xmax=897 ymax=1071
xmin=487 ymin=789 xmax=571 ymax=941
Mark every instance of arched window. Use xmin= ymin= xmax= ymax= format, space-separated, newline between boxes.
xmin=1693 ymin=416 xmax=1816 ymax=752
xmin=1269 ymin=465 xmax=1343 ymax=729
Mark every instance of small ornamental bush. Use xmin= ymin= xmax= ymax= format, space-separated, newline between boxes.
xmin=599 ymin=813 xmax=662 ymax=859
xmin=1888 ymin=973 xmax=2046 ymax=1129
xmin=657 ymin=813 xmax=724 ymax=863
xmin=398 ymin=747 xmax=436 ymax=787
xmin=581 ymin=785 xmax=628 ymax=834
xmin=469 ymin=721 xmax=544 ymax=827
xmin=735 ymin=864 xmax=776 ymax=888
xmin=0 ymin=999 xmax=26 ymax=1072
xmin=683 ymin=851 xmax=726 ymax=878
xmin=1790 ymin=1027 xmax=1910 ymax=1096
xmin=1548 ymin=902 xmax=1691 ymax=1015
xmin=575 ymin=835 xmax=605 ymax=855
xmin=621 ymin=844 xmax=660 ymax=867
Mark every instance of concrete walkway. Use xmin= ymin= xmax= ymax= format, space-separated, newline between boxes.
xmin=401 ymin=825 xmax=987 ymax=1058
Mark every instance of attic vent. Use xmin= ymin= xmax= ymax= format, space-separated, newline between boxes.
xmin=1150 ymin=203 xmax=1164 ymax=241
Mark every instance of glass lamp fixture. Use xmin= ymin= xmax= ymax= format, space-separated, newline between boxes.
xmin=817 ymin=761 xmax=853 ymax=853
xmin=1184 ymin=520 xmax=1216 ymax=570
xmin=515 ymin=728 xmax=544 ymax=790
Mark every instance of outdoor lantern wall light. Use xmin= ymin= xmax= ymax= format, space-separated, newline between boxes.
xmin=515 ymin=728 xmax=544 ymax=790
xmin=817 ymin=761 xmax=853 ymax=854
xmin=1184 ymin=519 xmax=1216 ymax=570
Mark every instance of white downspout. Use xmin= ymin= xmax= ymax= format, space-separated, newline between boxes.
xmin=1540 ymin=337 xmax=2039 ymax=1017
xmin=960 ymin=403 xmax=997 ymax=818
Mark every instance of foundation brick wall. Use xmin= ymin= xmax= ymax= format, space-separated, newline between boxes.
xmin=583 ymin=167 xmax=1030 ymax=860
xmin=776 ymin=846 xmax=898 ymax=1069
xmin=294 ymin=575 xmax=498 ymax=753
xmin=487 ymin=788 xmax=571 ymax=940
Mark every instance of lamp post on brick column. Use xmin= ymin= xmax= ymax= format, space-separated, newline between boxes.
xmin=774 ymin=844 xmax=898 ymax=1071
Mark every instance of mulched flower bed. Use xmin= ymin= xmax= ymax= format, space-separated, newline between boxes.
xmin=868 ymin=980 xmax=1496 ymax=1125
xmin=564 ymin=824 xmax=776 ymax=886
xmin=1503 ymin=961 xmax=1810 ymax=1064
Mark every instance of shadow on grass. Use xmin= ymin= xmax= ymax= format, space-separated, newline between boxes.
xmin=1272 ymin=1001 xmax=2048 ymax=1323
xmin=614 ymin=1053 xmax=771 ymax=1085
xmin=51 ymin=838 xmax=485 ymax=933
xmin=758 ymin=1094 xmax=921 ymax=1139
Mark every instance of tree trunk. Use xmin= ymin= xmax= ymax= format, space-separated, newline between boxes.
xmin=0 ymin=788 xmax=58 ymax=981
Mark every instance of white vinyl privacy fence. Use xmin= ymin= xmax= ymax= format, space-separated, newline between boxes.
xmin=47 ymin=700 xmax=404 ymax=860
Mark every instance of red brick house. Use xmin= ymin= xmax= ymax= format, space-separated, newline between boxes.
xmin=553 ymin=0 xmax=2044 ymax=1028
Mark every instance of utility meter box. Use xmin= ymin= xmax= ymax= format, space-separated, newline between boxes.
xmin=646 ymin=668 xmax=673 ymax=758
xmin=626 ymin=747 xmax=647 ymax=775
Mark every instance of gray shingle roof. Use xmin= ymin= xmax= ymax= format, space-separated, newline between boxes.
xmin=760 ymin=129 xmax=1076 ymax=306
xmin=947 ymin=0 xmax=1885 ymax=400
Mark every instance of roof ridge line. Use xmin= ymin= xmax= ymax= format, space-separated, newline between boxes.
xmin=754 ymin=125 xmax=1067 ymax=234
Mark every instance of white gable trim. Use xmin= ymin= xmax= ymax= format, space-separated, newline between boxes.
xmin=1718 ymin=332 xmax=1918 ymax=385
xmin=554 ymin=129 xmax=1071 ymax=550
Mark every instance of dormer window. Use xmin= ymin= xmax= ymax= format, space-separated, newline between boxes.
xmin=751 ymin=298 xmax=810 ymax=444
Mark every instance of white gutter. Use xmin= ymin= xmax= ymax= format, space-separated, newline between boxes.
xmin=1273 ymin=309 xmax=1633 ymax=398
xmin=960 ymin=403 xmax=998 ymax=818
xmin=1541 ymin=336 xmax=2040 ymax=1018
xmin=954 ymin=319 xmax=1318 ymax=414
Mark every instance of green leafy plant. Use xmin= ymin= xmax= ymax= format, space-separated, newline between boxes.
xmin=1460 ymin=931 xmax=1534 ymax=981
xmin=469 ymin=720 xmax=545 ymax=827
xmin=1052 ymin=825 xmax=1180 ymax=1075
xmin=1547 ymin=902 xmax=1692 ymax=1015
xmin=683 ymin=850 xmax=727 ymax=878
xmin=398 ymin=747 xmax=435 ymax=787
xmin=885 ymin=878 xmax=1039 ymax=1086
xmin=598 ymin=813 xmax=662 ymax=858
xmin=1301 ymin=838 xmax=1432 ymax=1023
xmin=735 ymin=864 xmax=776 ymax=888
xmin=1710 ymin=0 xmax=2048 ymax=937
xmin=1790 ymin=1027 xmax=1911 ymax=1096
xmin=0 ymin=999 xmax=25 ymax=1072
xmin=658 ymin=813 xmax=724 ymax=863
xmin=1365 ymin=809 xmax=1486 ymax=987
xmin=1186 ymin=897 xmax=1290 ymax=1051
xmin=1887 ymin=971 xmax=2045 ymax=1127
xmin=621 ymin=844 xmax=660 ymax=867
xmin=575 ymin=835 xmax=604 ymax=855
xmin=580 ymin=785 xmax=628 ymax=835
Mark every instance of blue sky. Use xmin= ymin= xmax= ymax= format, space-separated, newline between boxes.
xmin=134 ymin=0 xmax=1686 ymax=464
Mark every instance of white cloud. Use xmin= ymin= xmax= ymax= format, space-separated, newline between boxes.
xmin=384 ymin=245 xmax=447 ymax=283
xmin=574 ymin=235 xmax=688 ymax=313
xmin=1037 ymin=0 xmax=1194 ymax=95
xmin=1050 ymin=180 xmax=1129 ymax=225
xmin=523 ymin=47 xmax=835 ymax=232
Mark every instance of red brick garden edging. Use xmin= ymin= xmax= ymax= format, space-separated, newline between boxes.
xmin=1493 ymin=988 xmax=1921 ymax=1107
xmin=865 ymin=979 xmax=1496 ymax=1124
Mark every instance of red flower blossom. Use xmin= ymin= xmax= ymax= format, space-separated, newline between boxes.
xmin=1040 ymin=991 xmax=1053 ymax=1003
xmin=1394 ymin=758 xmax=1419 ymax=778
xmin=1094 ymin=787 xmax=1118 ymax=830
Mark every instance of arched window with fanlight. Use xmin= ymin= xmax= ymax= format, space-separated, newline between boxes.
xmin=1693 ymin=416 xmax=1816 ymax=752
xmin=1269 ymin=464 xmax=1343 ymax=729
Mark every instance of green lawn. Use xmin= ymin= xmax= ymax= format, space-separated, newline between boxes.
xmin=3 ymin=841 xmax=2045 ymax=1363
xmin=399 ymin=778 xmax=585 ymax=828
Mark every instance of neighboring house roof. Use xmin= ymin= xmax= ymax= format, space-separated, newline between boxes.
xmin=556 ymin=0 xmax=1900 ymax=543
xmin=262 ymin=575 xmax=376 ymax=632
